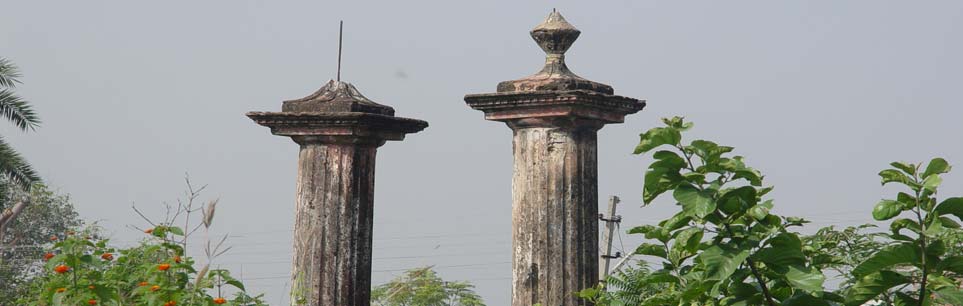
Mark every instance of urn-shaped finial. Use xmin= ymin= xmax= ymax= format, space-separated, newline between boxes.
xmin=530 ymin=9 xmax=581 ymax=55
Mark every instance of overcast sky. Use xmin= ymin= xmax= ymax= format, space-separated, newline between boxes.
xmin=3 ymin=1 xmax=962 ymax=304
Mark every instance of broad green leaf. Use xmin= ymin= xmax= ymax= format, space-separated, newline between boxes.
xmin=642 ymin=271 xmax=680 ymax=284
xmin=939 ymin=216 xmax=961 ymax=228
xmin=689 ymin=139 xmax=733 ymax=163
xmin=933 ymin=197 xmax=963 ymax=220
xmin=635 ymin=243 xmax=668 ymax=259
xmin=733 ymin=169 xmax=763 ymax=186
xmin=872 ymin=200 xmax=903 ymax=221
xmin=896 ymin=192 xmax=916 ymax=209
xmin=922 ymin=157 xmax=951 ymax=179
xmin=935 ymin=255 xmax=963 ymax=274
xmin=782 ymin=292 xmax=830 ymax=306
xmin=785 ymin=265 xmax=825 ymax=293
xmin=922 ymin=174 xmax=942 ymax=192
xmin=878 ymin=169 xmax=916 ymax=188
xmin=168 ymin=226 xmax=185 ymax=236
xmin=226 ymin=279 xmax=245 ymax=291
xmin=756 ymin=246 xmax=805 ymax=270
xmin=658 ymin=212 xmax=692 ymax=232
xmin=643 ymin=227 xmax=672 ymax=244
xmin=755 ymin=233 xmax=806 ymax=269
xmin=698 ymin=245 xmax=751 ymax=281
xmin=889 ymin=218 xmax=921 ymax=236
xmin=674 ymin=184 xmax=716 ymax=219
xmin=852 ymin=243 xmax=920 ymax=278
xmin=674 ymin=227 xmax=704 ymax=254
xmin=926 ymin=239 xmax=946 ymax=257
xmin=628 ymin=225 xmax=656 ymax=235
xmin=892 ymin=292 xmax=918 ymax=306
xmin=634 ymin=127 xmax=681 ymax=154
xmin=935 ymin=287 xmax=963 ymax=305
xmin=643 ymin=151 xmax=687 ymax=203
xmin=748 ymin=205 xmax=769 ymax=221
xmin=890 ymin=161 xmax=917 ymax=176
xmin=844 ymin=270 xmax=910 ymax=306
xmin=718 ymin=186 xmax=756 ymax=215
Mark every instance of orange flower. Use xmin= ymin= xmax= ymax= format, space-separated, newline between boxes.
xmin=138 ymin=281 xmax=149 ymax=287
xmin=101 ymin=253 xmax=113 ymax=261
xmin=144 ymin=228 xmax=154 ymax=234
xmin=163 ymin=301 xmax=176 ymax=306
xmin=43 ymin=252 xmax=55 ymax=261
xmin=157 ymin=263 xmax=171 ymax=271
xmin=213 ymin=297 xmax=226 ymax=304
xmin=87 ymin=299 xmax=97 ymax=305
xmin=150 ymin=285 xmax=160 ymax=292
xmin=55 ymin=288 xmax=66 ymax=293
xmin=53 ymin=265 xmax=69 ymax=274
xmin=49 ymin=235 xmax=58 ymax=241
xmin=173 ymin=255 xmax=181 ymax=263
xmin=88 ymin=285 xmax=95 ymax=289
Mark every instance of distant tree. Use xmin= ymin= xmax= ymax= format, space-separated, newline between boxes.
xmin=371 ymin=267 xmax=485 ymax=306
xmin=0 ymin=183 xmax=81 ymax=305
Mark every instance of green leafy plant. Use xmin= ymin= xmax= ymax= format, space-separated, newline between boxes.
xmin=371 ymin=266 xmax=485 ymax=306
xmin=585 ymin=117 xmax=836 ymax=305
xmin=0 ymin=183 xmax=82 ymax=304
xmin=578 ymin=265 xmax=667 ymax=306
xmin=842 ymin=159 xmax=963 ymax=306
xmin=629 ymin=117 xmax=833 ymax=305
xmin=18 ymin=180 xmax=266 ymax=306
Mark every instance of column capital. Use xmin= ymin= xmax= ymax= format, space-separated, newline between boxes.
xmin=248 ymin=79 xmax=427 ymax=146
xmin=464 ymin=90 xmax=644 ymax=126
xmin=246 ymin=111 xmax=427 ymax=145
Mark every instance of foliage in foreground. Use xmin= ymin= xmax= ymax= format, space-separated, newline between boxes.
xmin=0 ymin=183 xmax=82 ymax=305
xmin=581 ymin=117 xmax=963 ymax=306
xmin=17 ymin=180 xmax=267 ymax=306
xmin=371 ymin=266 xmax=485 ymax=306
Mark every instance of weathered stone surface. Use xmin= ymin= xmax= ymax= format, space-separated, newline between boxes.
xmin=509 ymin=118 xmax=602 ymax=306
xmin=464 ymin=10 xmax=644 ymax=306
xmin=282 ymin=80 xmax=395 ymax=116
xmin=248 ymin=79 xmax=426 ymax=306
xmin=290 ymin=141 xmax=377 ymax=306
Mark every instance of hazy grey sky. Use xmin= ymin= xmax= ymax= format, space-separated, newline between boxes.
xmin=3 ymin=1 xmax=962 ymax=304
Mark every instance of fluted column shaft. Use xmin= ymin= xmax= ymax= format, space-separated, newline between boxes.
xmin=290 ymin=137 xmax=382 ymax=306
xmin=509 ymin=119 xmax=602 ymax=306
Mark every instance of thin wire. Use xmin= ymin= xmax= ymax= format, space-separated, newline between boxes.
xmin=616 ymin=223 xmax=626 ymax=255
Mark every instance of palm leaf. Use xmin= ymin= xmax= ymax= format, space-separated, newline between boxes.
xmin=0 ymin=58 xmax=22 ymax=88
xmin=0 ymin=90 xmax=40 ymax=131
xmin=0 ymin=136 xmax=40 ymax=190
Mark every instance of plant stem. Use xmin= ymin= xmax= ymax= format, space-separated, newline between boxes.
xmin=721 ymin=222 xmax=776 ymax=306
xmin=915 ymin=200 xmax=928 ymax=306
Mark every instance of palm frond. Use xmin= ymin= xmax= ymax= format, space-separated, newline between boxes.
xmin=0 ymin=58 xmax=22 ymax=88
xmin=0 ymin=90 xmax=40 ymax=131
xmin=0 ymin=136 xmax=40 ymax=190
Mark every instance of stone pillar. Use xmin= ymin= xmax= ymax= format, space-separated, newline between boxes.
xmin=249 ymin=80 xmax=427 ymax=306
xmin=465 ymin=11 xmax=645 ymax=306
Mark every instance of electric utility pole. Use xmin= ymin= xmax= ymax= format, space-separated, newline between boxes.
xmin=600 ymin=195 xmax=622 ymax=281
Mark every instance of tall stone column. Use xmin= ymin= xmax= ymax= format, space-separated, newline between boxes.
xmin=465 ymin=11 xmax=645 ymax=306
xmin=249 ymin=80 xmax=427 ymax=306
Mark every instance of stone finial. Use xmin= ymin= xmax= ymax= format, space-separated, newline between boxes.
xmin=496 ymin=10 xmax=614 ymax=94
xmin=530 ymin=9 xmax=581 ymax=56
